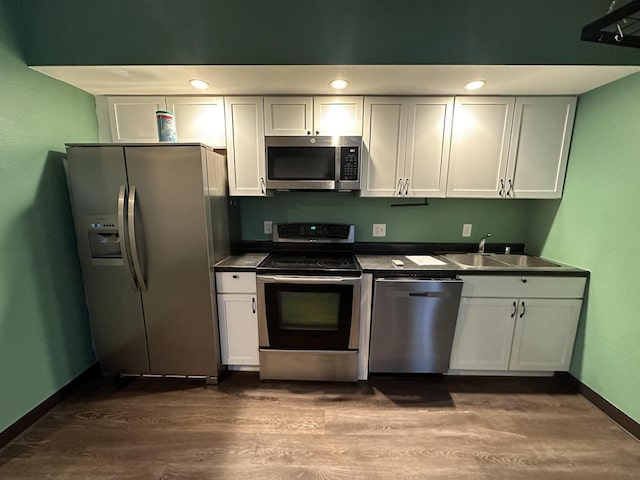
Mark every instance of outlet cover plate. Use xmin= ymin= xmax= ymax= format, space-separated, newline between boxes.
xmin=264 ymin=220 xmax=273 ymax=235
xmin=372 ymin=224 xmax=386 ymax=237
xmin=462 ymin=224 xmax=472 ymax=237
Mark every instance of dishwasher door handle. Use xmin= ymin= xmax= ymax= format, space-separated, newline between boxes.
xmin=408 ymin=291 xmax=452 ymax=298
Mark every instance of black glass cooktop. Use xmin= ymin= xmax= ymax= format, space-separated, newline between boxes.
xmin=258 ymin=223 xmax=361 ymax=276
xmin=257 ymin=253 xmax=361 ymax=276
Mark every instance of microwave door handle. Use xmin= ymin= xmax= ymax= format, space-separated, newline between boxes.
xmin=127 ymin=185 xmax=148 ymax=292
xmin=118 ymin=185 xmax=138 ymax=291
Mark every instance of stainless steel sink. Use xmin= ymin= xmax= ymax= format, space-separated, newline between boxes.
xmin=444 ymin=253 xmax=563 ymax=269
xmin=493 ymin=254 xmax=562 ymax=268
xmin=443 ymin=253 xmax=509 ymax=267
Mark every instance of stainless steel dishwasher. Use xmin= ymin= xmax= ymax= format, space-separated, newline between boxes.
xmin=369 ymin=277 xmax=463 ymax=373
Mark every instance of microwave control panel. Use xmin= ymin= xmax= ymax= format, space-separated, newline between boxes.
xmin=340 ymin=147 xmax=359 ymax=181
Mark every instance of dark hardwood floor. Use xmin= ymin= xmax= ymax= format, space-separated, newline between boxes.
xmin=1 ymin=372 xmax=639 ymax=479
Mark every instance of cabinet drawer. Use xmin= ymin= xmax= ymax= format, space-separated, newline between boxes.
xmin=460 ymin=275 xmax=586 ymax=299
xmin=215 ymin=272 xmax=257 ymax=294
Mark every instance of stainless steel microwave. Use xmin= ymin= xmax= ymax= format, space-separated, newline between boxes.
xmin=265 ymin=136 xmax=361 ymax=191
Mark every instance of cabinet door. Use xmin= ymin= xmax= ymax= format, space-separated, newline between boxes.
xmin=446 ymin=97 xmax=515 ymax=198
xmin=264 ymin=96 xmax=313 ymax=136
xmin=509 ymin=299 xmax=582 ymax=371
xmin=217 ymin=294 xmax=259 ymax=366
xmin=404 ymin=97 xmax=454 ymax=198
xmin=224 ymin=97 xmax=266 ymax=196
xmin=313 ymin=96 xmax=364 ymax=136
xmin=360 ymin=97 xmax=408 ymax=197
xmin=505 ymin=97 xmax=577 ymax=199
xmin=107 ymin=96 xmax=166 ymax=142
xmin=449 ymin=297 xmax=517 ymax=370
xmin=166 ymin=96 xmax=226 ymax=147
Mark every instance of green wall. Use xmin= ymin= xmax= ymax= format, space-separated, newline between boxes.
xmin=529 ymin=73 xmax=640 ymax=423
xmin=0 ymin=1 xmax=98 ymax=432
xmin=239 ymin=193 xmax=537 ymax=245
xmin=12 ymin=0 xmax=639 ymax=67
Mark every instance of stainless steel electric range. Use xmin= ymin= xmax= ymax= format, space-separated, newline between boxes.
xmin=256 ymin=223 xmax=362 ymax=382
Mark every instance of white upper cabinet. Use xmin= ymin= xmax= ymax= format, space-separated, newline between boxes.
xmin=165 ymin=96 xmax=226 ymax=147
xmin=446 ymin=97 xmax=515 ymax=198
xmin=264 ymin=97 xmax=313 ymax=136
xmin=107 ymin=96 xmax=167 ymax=143
xmin=224 ymin=96 xmax=267 ymax=196
xmin=446 ymin=96 xmax=577 ymax=199
xmin=313 ymin=96 xmax=364 ymax=136
xmin=360 ymin=96 xmax=453 ymax=198
xmin=404 ymin=97 xmax=454 ymax=197
xmin=505 ymin=97 xmax=577 ymax=199
xmin=360 ymin=97 xmax=408 ymax=197
xmin=105 ymin=96 xmax=226 ymax=146
xmin=264 ymin=96 xmax=363 ymax=136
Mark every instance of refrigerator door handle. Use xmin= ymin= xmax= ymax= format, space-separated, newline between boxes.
xmin=127 ymin=185 xmax=148 ymax=292
xmin=118 ymin=185 xmax=138 ymax=291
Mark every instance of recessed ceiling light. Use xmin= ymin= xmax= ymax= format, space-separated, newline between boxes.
xmin=464 ymin=79 xmax=486 ymax=91
xmin=189 ymin=79 xmax=210 ymax=90
xmin=330 ymin=79 xmax=349 ymax=90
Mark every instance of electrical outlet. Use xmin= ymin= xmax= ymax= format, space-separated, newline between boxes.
xmin=462 ymin=224 xmax=472 ymax=237
xmin=372 ymin=224 xmax=386 ymax=237
xmin=264 ymin=220 xmax=273 ymax=235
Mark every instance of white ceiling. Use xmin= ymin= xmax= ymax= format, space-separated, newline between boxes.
xmin=31 ymin=64 xmax=640 ymax=96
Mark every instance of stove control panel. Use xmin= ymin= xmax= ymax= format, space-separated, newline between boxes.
xmin=274 ymin=223 xmax=355 ymax=243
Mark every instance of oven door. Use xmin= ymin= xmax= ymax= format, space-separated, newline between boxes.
xmin=256 ymin=275 xmax=361 ymax=350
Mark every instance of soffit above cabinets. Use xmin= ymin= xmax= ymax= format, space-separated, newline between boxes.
xmin=31 ymin=64 xmax=640 ymax=96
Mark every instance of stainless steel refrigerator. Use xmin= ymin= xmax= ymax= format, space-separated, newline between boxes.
xmin=65 ymin=144 xmax=230 ymax=382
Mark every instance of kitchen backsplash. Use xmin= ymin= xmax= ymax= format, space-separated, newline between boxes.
xmin=237 ymin=192 xmax=541 ymax=245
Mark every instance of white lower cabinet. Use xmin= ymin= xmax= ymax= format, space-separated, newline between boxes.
xmin=450 ymin=297 xmax=517 ymax=370
xmin=449 ymin=275 xmax=585 ymax=373
xmin=509 ymin=298 xmax=582 ymax=371
xmin=215 ymin=272 xmax=259 ymax=367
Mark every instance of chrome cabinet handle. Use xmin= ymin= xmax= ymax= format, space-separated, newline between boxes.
xmin=511 ymin=301 xmax=517 ymax=318
xmin=252 ymin=297 xmax=256 ymax=314
xmin=232 ymin=274 xmax=239 ymax=279
xmin=127 ymin=186 xmax=148 ymax=292
xmin=397 ymin=179 xmax=404 ymax=196
xmin=507 ymin=179 xmax=514 ymax=197
xmin=499 ymin=179 xmax=505 ymax=197
xmin=260 ymin=177 xmax=266 ymax=195
xmin=519 ymin=301 xmax=526 ymax=318
xmin=118 ymin=185 xmax=138 ymax=291
xmin=403 ymin=178 xmax=410 ymax=197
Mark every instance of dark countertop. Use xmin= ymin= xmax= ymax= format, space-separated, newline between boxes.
xmin=213 ymin=253 xmax=268 ymax=271
xmin=357 ymin=254 xmax=589 ymax=277
xmin=212 ymin=248 xmax=589 ymax=277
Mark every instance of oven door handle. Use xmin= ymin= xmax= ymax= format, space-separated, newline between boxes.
xmin=257 ymin=275 xmax=362 ymax=285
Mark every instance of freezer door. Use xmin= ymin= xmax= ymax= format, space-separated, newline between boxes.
xmin=65 ymin=146 xmax=150 ymax=374
xmin=369 ymin=278 xmax=463 ymax=373
xmin=124 ymin=145 xmax=218 ymax=376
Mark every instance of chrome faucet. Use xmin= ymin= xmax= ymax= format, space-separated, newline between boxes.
xmin=478 ymin=233 xmax=492 ymax=253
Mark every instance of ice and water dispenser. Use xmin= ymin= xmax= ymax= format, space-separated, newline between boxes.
xmin=87 ymin=215 xmax=122 ymax=259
